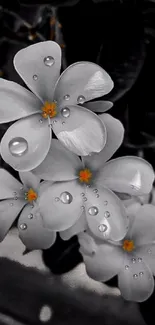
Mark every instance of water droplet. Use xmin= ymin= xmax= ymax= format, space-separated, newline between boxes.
xmin=93 ymin=189 xmax=98 ymax=193
xmin=19 ymin=223 xmax=27 ymax=230
xmin=81 ymin=193 xmax=85 ymax=197
xmin=64 ymin=94 xmax=70 ymax=100
xmin=28 ymin=213 xmax=33 ymax=219
xmin=9 ymin=137 xmax=28 ymax=157
xmin=88 ymin=206 xmax=99 ymax=216
xmin=33 ymin=74 xmax=38 ymax=80
xmin=20 ymin=186 xmax=24 ymax=190
xmin=96 ymin=194 xmax=100 ymax=198
xmin=55 ymin=197 xmax=60 ymax=202
xmin=10 ymin=202 xmax=13 ymax=206
xmin=139 ymin=272 xmax=144 ymax=277
xmin=77 ymin=95 xmax=85 ymax=104
xmin=61 ymin=107 xmax=70 ymax=118
xmin=14 ymin=196 xmax=18 ymax=200
xmin=132 ymin=258 xmax=136 ymax=263
xmin=81 ymin=206 xmax=85 ymax=211
xmin=104 ymin=211 xmax=110 ymax=218
xmin=138 ymin=257 xmax=142 ymax=262
xmin=148 ymin=249 xmax=152 ymax=254
xmin=53 ymin=120 xmax=57 ymax=124
xmin=133 ymin=274 xmax=138 ymax=279
xmin=62 ymin=122 xmax=65 ymax=125
xmin=39 ymin=119 xmax=43 ymax=123
xmin=13 ymin=192 xmax=17 ymax=195
xmin=98 ymin=224 xmax=108 ymax=232
xmin=86 ymin=184 xmax=91 ymax=188
xmin=104 ymin=201 xmax=108 ymax=205
xmin=60 ymin=191 xmax=73 ymax=204
xmin=44 ymin=56 xmax=55 ymax=67
xmin=125 ymin=265 xmax=129 ymax=270
xmin=83 ymin=197 xmax=87 ymax=202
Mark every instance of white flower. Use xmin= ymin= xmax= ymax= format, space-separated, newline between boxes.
xmin=0 ymin=41 xmax=114 ymax=172
xmin=32 ymin=114 xmax=154 ymax=242
xmin=0 ymin=169 xmax=56 ymax=250
xmin=78 ymin=204 xmax=155 ymax=302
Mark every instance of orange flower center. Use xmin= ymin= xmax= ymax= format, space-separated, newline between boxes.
xmin=79 ymin=169 xmax=92 ymax=183
xmin=122 ymin=240 xmax=135 ymax=252
xmin=25 ymin=188 xmax=38 ymax=202
xmin=41 ymin=101 xmax=57 ymax=118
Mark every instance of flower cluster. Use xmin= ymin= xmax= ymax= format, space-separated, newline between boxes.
xmin=0 ymin=41 xmax=155 ymax=302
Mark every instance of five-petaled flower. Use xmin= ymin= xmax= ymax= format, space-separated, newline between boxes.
xmin=32 ymin=114 xmax=154 ymax=242
xmin=0 ymin=169 xmax=56 ymax=249
xmin=78 ymin=204 xmax=155 ymax=302
xmin=0 ymin=41 xmax=114 ymax=172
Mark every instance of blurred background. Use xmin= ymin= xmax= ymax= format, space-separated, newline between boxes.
xmin=0 ymin=0 xmax=155 ymax=324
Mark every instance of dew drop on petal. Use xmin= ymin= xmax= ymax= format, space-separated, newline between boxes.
xmin=139 ymin=272 xmax=144 ymax=277
xmin=86 ymin=184 xmax=91 ymax=188
xmin=62 ymin=122 xmax=65 ymax=125
xmin=63 ymin=94 xmax=70 ymax=100
xmin=55 ymin=197 xmax=60 ymax=202
xmin=93 ymin=189 xmax=98 ymax=193
xmin=20 ymin=186 xmax=24 ymax=190
xmin=96 ymin=194 xmax=100 ymax=198
xmin=33 ymin=74 xmax=38 ymax=80
xmin=125 ymin=265 xmax=129 ymax=270
xmin=53 ymin=120 xmax=57 ymax=124
xmin=19 ymin=223 xmax=27 ymax=230
xmin=77 ymin=95 xmax=85 ymax=104
xmin=81 ymin=193 xmax=85 ymax=197
xmin=28 ymin=213 xmax=33 ymax=219
xmin=148 ymin=249 xmax=152 ymax=254
xmin=39 ymin=119 xmax=43 ymax=123
xmin=81 ymin=206 xmax=85 ymax=211
xmin=9 ymin=137 xmax=28 ymax=157
xmin=83 ymin=197 xmax=87 ymax=202
xmin=98 ymin=224 xmax=108 ymax=232
xmin=138 ymin=257 xmax=142 ymax=262
xmin=61 ymin=107 xmax=70 ymax=118
xmin=104 ymin=211 xmax=110 ymax=218
xmin=88 ymin=206 xmax=99 ymax=216
xmin=60 ymin=191 xmax=73 ymax=204
xmin=10 ymin=202 xmax=14 ymax=206
xmin=104 ymin=201 xmax=108 ymax=206
xmin=44 ymin=56 xmax=55 ymax=67
xmin=132 ymin=258 xmax=136 ymax=263
xmin=133 ymin=274 xmax=138 ymax=279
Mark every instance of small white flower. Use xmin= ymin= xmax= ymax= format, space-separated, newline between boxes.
xmin=78 ymin=204 xmax=155 ymax=302
xmin=0 ymin=169 xmax=56 ymax=249
xmin=0 ymin=41 xmax=114 ymax=172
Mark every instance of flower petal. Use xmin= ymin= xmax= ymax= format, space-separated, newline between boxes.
xmin=18 ymin=204 xmax=56 ymax=250
xmin=0 ymin=113 xmax=51 ymax=172
xmin=54 ymin=62 xmax=114 ymax=106
xmin=0 ymin=79 xmax=41 ymax=123
xmin=14 ymin=41 xmax=61 ymax=102
xmin=78 ymin=231 xmax=123 ymax=282
xmin=83 ymin=100 xmax=113 ymax=113
xmin=83 ymin=114 xmax=124 ymax=170
xmin=136 ymin=244 xmax=155 ymax=276
xmin=85 ymin=185 xmax=128 ymax=241
xmin=128 ymin=204 xmax=155 ymax=246
xmin=118 ymin=254 xmax=154 ymax=302
xmin=0 ymin=199 xmax=25 ymax=241
xmin=38 ymin=180 xmax=83 ymax=231
xmin=32 ymin=139 xmax=82 ymax=181
xmin=19 ymin=171 xmax=41 ymax=191
xmin=0 ymin=169 xmax=22 ymax=199
xmin=59 ymin=212 xmax=87 ymax=240
xmin=52 ymin=105 xmax=106 ymax=156
xmin=96 ymin=157 xmax=154 ymax=196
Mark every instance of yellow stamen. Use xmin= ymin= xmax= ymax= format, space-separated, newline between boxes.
xmin=41 ymin=101 xmax=57 ymax=119
xmin=25 ymin=188 xmax=38 ymax=202
xmin=122 ymin=240 xmax=135 ymax=252
xmin=79 ymin=169 xmax=92 ymax=183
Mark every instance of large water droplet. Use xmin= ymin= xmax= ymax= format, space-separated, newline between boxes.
xmin=60 ymin=191 xmax=73 ymax=204
xmin=88 ymin=206 xmax=98 ymax=216
xmin=19 ymin=223 xmax=27 ymax=230
xmin=133 ymin=274 xmax=138 ymax=279
xmin=104 ymin=211 xmax=110 ymax=218
xmin=98 ymin=224 xmax=108 ymax=232
xmin=44 ymin=56 xmax=55 ymax=67
xmin=9 ymin=137 xmax=28 ymax=157
xmin=64 ymin=94 xmax=70 ymax=101
xmin=61 ymin=107 xmax=70 ymax=118
xmin=77 ymin=95 xmax=85 ymax=104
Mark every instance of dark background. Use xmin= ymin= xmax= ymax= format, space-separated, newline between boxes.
xmin=0 ymin=0 xmax=155 ymax=324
